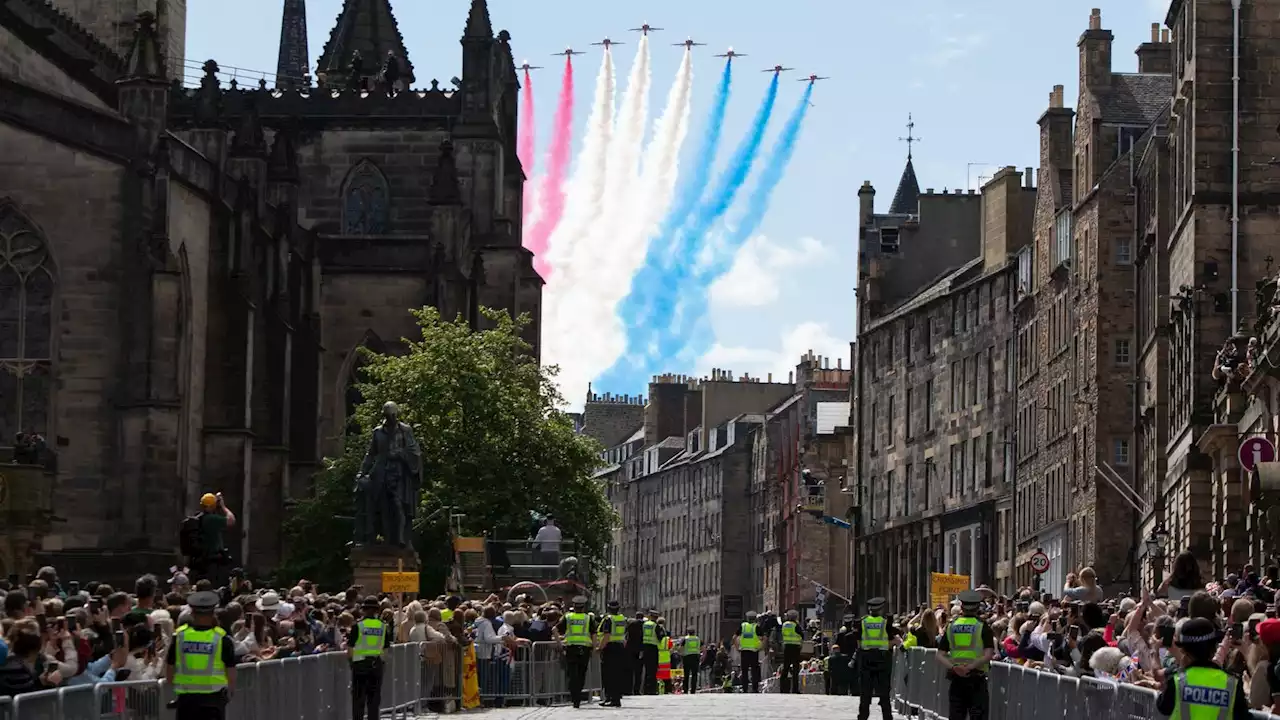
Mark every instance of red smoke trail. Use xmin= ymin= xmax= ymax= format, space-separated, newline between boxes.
xmin=519 ymin=69 xmax=535 ymax=229
xmin=527 ymin=57 xmax=574 ymax=278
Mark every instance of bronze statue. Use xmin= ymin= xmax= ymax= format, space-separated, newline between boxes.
xmin=352 ymin=401 xmax=422 ymax=547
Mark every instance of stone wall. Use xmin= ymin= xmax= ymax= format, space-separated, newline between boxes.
xmin=0 ymin=24 xmax=109 ymax=108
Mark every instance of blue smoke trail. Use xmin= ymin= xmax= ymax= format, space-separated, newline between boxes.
xmin=610 ymin=61 xmax=733 ymax=345
xmin=598 ymin=73 xmax=780 ymax=391
xmin=662 ymin=82 xmax=816 ymax=363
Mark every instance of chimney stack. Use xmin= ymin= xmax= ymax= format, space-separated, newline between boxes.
xmin=1079 ymin=8 xmax=1114 ymax=92
xmin=1136 ymin=22 xmax=1173 ymax=75
xmin=1025 ymin=167 xmax=1034 ymax=189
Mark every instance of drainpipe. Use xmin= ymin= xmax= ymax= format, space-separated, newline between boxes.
xmin=1231 ymin=0 xmax=1242 ymax=332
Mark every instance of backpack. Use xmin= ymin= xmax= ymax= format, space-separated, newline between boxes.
xmin=179 ymin=513 xmax=204 ymax=557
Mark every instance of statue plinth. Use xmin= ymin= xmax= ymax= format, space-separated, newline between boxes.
xmin=349 ymin=544 xmax=421 ymax=594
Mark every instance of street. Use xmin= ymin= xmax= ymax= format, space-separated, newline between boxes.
xmin=416 ymin=694 xmax=890 ymax=719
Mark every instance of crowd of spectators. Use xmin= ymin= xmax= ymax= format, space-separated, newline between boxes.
xmin=892 ymin=552 xmax=1280 ymax=714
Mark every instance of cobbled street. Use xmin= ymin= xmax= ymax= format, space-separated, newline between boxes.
xmin=416 ymin=694 xmax=891 ymax=720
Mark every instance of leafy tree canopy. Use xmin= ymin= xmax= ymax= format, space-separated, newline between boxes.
xmin=277 ymin=308 xmax=615 ymax=591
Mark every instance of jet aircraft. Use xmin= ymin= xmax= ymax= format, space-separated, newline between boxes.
xmin=591 ymin=37 xmax=624 ymax=48
xmin=799 ymin=74 xmax=829 ymax=84
xmin=764 ymin=65 xmax=794 ymax=75
xmin=630 ymin=23 xmax=663 ymax=35
xmin=552 ymin=48 xmax=584 ymax=57
xmin=673 ymin=37 xmax=706 ymax=49
xmin=713 ymin=47 xmax=747 ymax=60
xmin=518 ymin=61 xmax=544 ymax=72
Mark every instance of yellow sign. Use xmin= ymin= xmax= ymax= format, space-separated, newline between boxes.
xmin=929 ymin=572 xmax=971 ymax=608
xmin=381 ymin=571 xmax=420 ymax=593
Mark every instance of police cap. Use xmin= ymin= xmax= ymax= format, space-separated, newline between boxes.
xmin=866 ymin=596 xmax=886 ymax=609
xmin=606 ymin=600 xmax=620 ymax=611
xmin=361 ymin=595 xmax=381 ymax=609
xmin=188 ymin=591 xmax=220 ymax=612
xmin=572 ymin=595 xmax=588 ymax=605
xmin=957 ymin=591 xmax=983 ymax=606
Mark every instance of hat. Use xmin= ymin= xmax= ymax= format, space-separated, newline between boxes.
xmin=200 ymin=493 xmax=217 ymax=509
xmin=606 ymin=600 xmax=620 ymax=611
xmin=1258 ymin=619 xmax=1280 ymax=646
xmin=256 ymin=591 xmax=281 ymax=612
xmin=1118 ymin=597 xmax=1137 ymax=613
xmin=1176 ymin=617 xmax=1219 ymax=646
xmin=866 ymin=596 xmax=886 ymax=610
xmin=188 ymin=591 xmax=219 ymax=611
xmin=169 ymin=572 xmax=190 ymax=588
xmin=572 ymin=595 xmax=588 ymax=606
xmin=361 ymin=595 xmax=380 ymax=609
xmin=1028 ymin=601 xmax=1046 ymax=617
xmin=276 ymin=602 xmax=295 ymax=620
xmin=958 ymin=591 xmax=983 ymax=607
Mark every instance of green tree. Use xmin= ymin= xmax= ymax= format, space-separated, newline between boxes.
xmin=276 ymin=307 xmax=616 ymax=592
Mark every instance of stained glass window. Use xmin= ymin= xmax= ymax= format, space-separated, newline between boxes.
xmin=341 ymin=160 xmax=390 ymax=235
xmin=0 ymin=202 xmax=54 ymax=443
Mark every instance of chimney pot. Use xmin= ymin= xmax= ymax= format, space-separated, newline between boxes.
xmin=837 ymin=358 xmax=842 ymax=370
xmin=1161 ymin=29 xmax=1170 ymax=43
xmin=1089 ymin=8 xmax=1101 ymax=30
xmin=788 ymin=371 xmax=794 ymax=383
xmin=1150 ymin=23 xmax=1159 ymax=42
xmin=1025 ymin=167 xmax=1034 ymax=188
xmin=768 ymin=373 xmax=773 ymax=382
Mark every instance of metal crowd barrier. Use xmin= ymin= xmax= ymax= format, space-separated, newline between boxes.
xmin=892 ymin=647 xmax=1280 ymax=720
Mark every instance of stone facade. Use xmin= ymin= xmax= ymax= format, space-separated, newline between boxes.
xmin=0 ymin=0 xmax=538 ymax=582
xmin=852 ymin=160 xmax=1032 ymax=609
xmin=605 ymin=372 xmax=794 ymax=640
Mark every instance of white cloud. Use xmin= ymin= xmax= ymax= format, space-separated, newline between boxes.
xmin=709 ymin=234 xmax=827 ymax=308
xmin=695 ymin=321 xmax=850 ymax=382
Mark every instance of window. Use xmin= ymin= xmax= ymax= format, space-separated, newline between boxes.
xmin=879 ymin=227 xmax=900 ymax=253
xmin=1114 ymin=338 xmax=1131 ymax=366
xmin=341 ymin=159 xmax=390 ymax=235
xmin=1016 ymin=246 xmax=1034 ymax=296
xmin=1116 ymin=237 xmax=1132 ymax=265
xmin=951 ymin=362 xmax=961 ymax=412
xmin=905 ymin=463 xmax=914 ymax=515
xmin=925 ymin=380 xmax=935 ymax=431
xmin=1114 ymin=438 xmax=1131 ymax=466
xmin=886 ymin=470 xmax=897 ymax=516
xmin=984 ymin=432 xmax=994 ymax=488
xmin=870 ymin=402 xmax=878 ymax=452
xmin=1054 ymin=211 xmax=1073 ymax=268
xmin=887 ymin=393 xmax=896 ymax=447
xmin=950 ymin=444 xmax=959 ymax=496
xmin=905 ymin=386 xmax=914 ymax=439
xmin=0 ymin=202 xmax=54 ymax=444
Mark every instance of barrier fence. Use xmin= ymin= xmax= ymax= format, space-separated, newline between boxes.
xmin=891 ymin=646 xmax=1280 ymax=720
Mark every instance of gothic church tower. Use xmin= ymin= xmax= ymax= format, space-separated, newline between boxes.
xmin=52 ymin=0 xmax=187 ymax=79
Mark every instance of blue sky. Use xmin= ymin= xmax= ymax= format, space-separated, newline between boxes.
xmin=187 ymin=0 xmax=1169 ymax=405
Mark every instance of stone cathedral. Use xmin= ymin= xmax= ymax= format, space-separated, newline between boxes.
xmin=0 ymin=0 xmax=539 ymax=581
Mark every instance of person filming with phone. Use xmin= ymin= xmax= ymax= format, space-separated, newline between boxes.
xmin=181 ymin=493 xmax=237 ymax=589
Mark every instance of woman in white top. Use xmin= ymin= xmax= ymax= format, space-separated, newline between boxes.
xmin=1160 ymin=550 xmax=1204 ymax=602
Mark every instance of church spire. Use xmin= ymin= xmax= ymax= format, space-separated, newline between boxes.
xmin=889 ymin=114 xmax=922 ymax=215
xmin=464 ymin=0 xmax=492 ymax=39
xmin=316 ymin=0 xmax=415 ymax=88
xmin=275 ymin=0 xmax=310 ymax=89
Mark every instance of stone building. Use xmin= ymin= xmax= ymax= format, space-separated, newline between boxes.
xmin=752 ymin=354 xmax=851 ymax=619
xmin=1010 ymin=9 xmax=1170 ymax=592
xmin=608 ymin=372 xmax=793 ymax=638
xmin=0 ymin=0 xmax=539 ymax=581
xmin=1136 ymin=0 xmax=1280 ymax=583
xmin=852 ymin=157 xmax=1032 ymax=607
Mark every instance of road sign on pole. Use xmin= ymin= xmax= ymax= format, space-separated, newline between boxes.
xmin=1239 ymin=437 xmax=1277 ymax=473
xmin=1030 ymin=551 xmax=1050 ymax=575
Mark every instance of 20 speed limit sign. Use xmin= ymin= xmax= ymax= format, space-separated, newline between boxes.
xmin=1030 ymin=551 xmax=1050 ymax=575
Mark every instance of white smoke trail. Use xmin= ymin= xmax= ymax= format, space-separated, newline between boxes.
xmin=542 ymin=49 xmax=616 ymax=403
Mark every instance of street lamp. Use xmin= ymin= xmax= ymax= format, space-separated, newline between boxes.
xmin=1145 ymin=527 xmax=1170 ymax=586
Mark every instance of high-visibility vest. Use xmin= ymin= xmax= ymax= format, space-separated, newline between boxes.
xmin=441 ymin=609 xmax=453 ymax=622
xmin=945 ymin=617 xmax=986 ymax=670
xmin=642 ymin=620 xmax=658 ymax=646
xmin=172 ymin=625 xmax=228 ymax=695
xmin=781 ymin=621 xmax=802 ymax=646
xmin=564 ymin=612 xmax=592 ymax=646
xmin=739 ymin=622 xmax=761 ymax=650
xmin=599 ymin=614 xmax=626 ymax=643
xmin=861 ymin=616 xmax=889 ymax=650
xmin=1171 ymin=667 xmax=1238 ymax=720
xmin=683 ymin=634 xmax=700 ymax=655
xmin=657 ymin=637 xmax=671 ymax=679
xmin=352 ymin=618 xmax=386 ymax=660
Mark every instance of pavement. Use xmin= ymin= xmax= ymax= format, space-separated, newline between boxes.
xmin=414 ymin=693 xmax=891 ymax=719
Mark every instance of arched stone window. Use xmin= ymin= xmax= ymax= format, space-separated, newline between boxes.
xmin=0 ymin=201 xmax=54 ymax=443
xmin=341 ymin=160 xmax=390 ymax=235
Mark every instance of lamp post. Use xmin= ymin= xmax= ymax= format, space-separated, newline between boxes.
xmin=1145 ymin=526 xmax=1170 ymax=588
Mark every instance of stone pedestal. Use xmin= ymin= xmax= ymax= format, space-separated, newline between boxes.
xmin=349 ymin=544 xmax=420 ymax=594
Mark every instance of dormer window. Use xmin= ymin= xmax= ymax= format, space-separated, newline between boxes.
xmin=879 ymin=227 xmax=900 ymax=253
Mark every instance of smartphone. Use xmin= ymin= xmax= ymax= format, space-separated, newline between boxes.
xmin=1068 ymin=625 xmax=1080 ymax=641
xmin=114 ymin=629 xmax=126 ymax=646
xmin=1249 ymin=618 xmax=1261 ymax=638
xmin=1231 ymin=623 xmax=1244 ymax=641
xmin=89 ymin=598 xmax=103 ymax=614
xmin=65 ymin=616 xmax=77 ymax=632
xmin=1160 ymin=624 xmax=1175 ymax=647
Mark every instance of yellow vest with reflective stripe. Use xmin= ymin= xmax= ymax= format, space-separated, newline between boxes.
xmin=683 ymin=634 xmax=700 ymax=655
xmin=642 ymin=620 xmax=658 ymax=646
xmin=441 ymin=609 xmax=453 ymax=622
xmin=739 ymin=622 xmax=761 ymax=650
xmin=861 ymin=616 xmax=889 ymax=649
xmin=1171 ymin=667 xmax=1237 ymax=720
xmin=658 ymin=636 xmax=671 ymax=664
xmin=598 ymin=614 xmax=626 ymax=643
xmin=945 ymin=617 xmax=986 ymax=669
xmin=564 ymin=612 xmax=592 ymax=646
xmin=781 ymin=621 xmax=802 ymax=645
xmin=172 ymin=625 xmax=228 ymax=695
xmin=353 ymin=618 xmax=386 ymax=660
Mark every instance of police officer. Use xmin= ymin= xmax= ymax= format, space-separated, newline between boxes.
xmin=1155 ymin=617 xmax=1251 ymax=720
xmin=680 ymin=627 xmax=701 ymax=694
xmin=856 ymin=597 xmax=900 ymax=720
xmin=625 ymin=611 xmax=646 ymax=695
xmin=936 ymin=591 xmax=996 ymax=720
xmin=348 ymin=596 xmax=391 ymax=720
xmin=829 ymin=614 xmax=857 ymax=695
xmin=640 ymin=609 xmax=661 ymax=695
xmin=595 ymin=600 xmax=627 ymax=708
xmin=165 ymin=590 xmax=235 ymax=720
xmin=735 ymin=610 xmax=762 ymax=693
xmin=559 ymin=596 xmax=595 ymax=709
xmin=779 ymin=610 xmax=803 ymax=693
